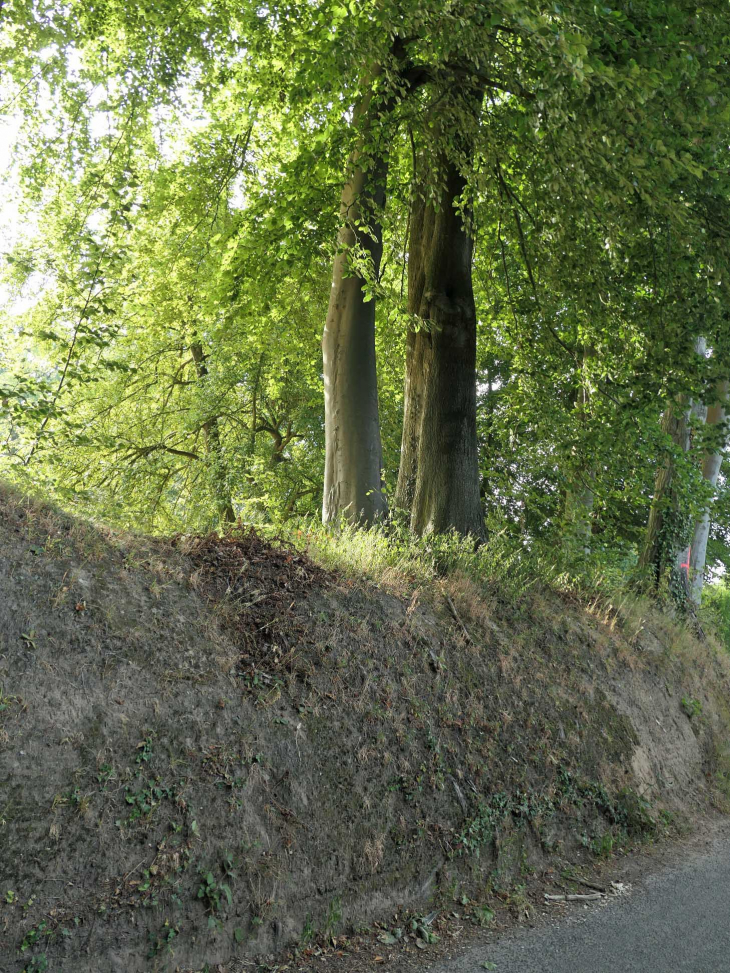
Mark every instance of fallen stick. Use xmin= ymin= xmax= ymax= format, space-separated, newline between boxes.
xmin=444 ymin=593 xmax=477 ymax=647
xmin=448 ymin=774 xmax=468 ymax=815
xmin=544 ymin=892 xmax=603 ymax=902
xmin=575 ymin=878 xmax=608 ymax=894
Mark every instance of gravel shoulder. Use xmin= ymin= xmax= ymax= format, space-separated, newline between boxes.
xmin=423 ymin=818 xmax=730 ymax=973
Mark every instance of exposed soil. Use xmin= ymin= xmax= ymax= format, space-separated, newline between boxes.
xmin=286 ymin=816 xmax=730 ymax=973
xmin=1 ymin=485 xmax=729 ymax=973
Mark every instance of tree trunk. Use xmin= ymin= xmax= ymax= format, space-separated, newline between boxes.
xmin=394 ymin=189 xmax=433 ymax=512
xmin=689 ymin=380 xmax=729 ymax=605
xmin=564 ymin=477 xmax=595 ymax=552
xmin=322 ymin=88 xmax=387 ymax=526
xmin=564 ymin=346 xmax=595 ymax=554
xmin=398 ymin=157 xmax=485 ymax=539
xmin=639 ymin=338 xmax=711 ymax=593
xmin=638 ymin=403 xmax=691 ymax=588
xmin=250 ymin=352 xmax=264 ymax=456
xmin=191 ymin=341 xmax=236 ymax=525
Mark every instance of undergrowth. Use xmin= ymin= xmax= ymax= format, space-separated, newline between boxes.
xmin=281 ymin=515 xmax=637 ymax=606
xmin=700 ymin=582 xmax=730 ymax=654
xmin=5 ymin=479 xmax=726 ymax=667
xmin=278 ymin=516 xmax=730 ymax=698
xmin=457 ymin=768 xmax=657 ymax=860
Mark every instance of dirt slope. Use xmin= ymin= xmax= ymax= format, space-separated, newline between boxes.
xmin=1 ymin=486 xmax=729 ymax=973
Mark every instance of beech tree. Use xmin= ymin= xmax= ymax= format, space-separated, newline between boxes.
xmin=321 ymin=81 xmax=389 ymax=526
xmin=396 ymin=115 xmax=485 ymax=538
xmin=4 ymin=0 xmax=730 ymax=611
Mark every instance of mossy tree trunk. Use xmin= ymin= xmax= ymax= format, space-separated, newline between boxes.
xmin=396 ymin=154 xmax=485 ymax=540
xmin=394 ymin=187 xmax=432 ymax=514
xmin=639 ymin=402 xmax=692 ymax=592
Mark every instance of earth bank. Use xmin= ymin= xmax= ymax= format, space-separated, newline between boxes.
xmin=1 ymin=486 xmax=729 ymax=973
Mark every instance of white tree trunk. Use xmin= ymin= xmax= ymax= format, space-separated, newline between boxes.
xmin=689 ymin=380 xmax=729 ymax=605
xmin=669 ymin=337 xmax=706 ymax=585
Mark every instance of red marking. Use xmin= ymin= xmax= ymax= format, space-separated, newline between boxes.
xmin=681 ymin=546 xmax=691 ymax=578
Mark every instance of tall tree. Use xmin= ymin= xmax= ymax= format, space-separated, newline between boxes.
xmin=689 ymin=381 xmax=729 ymax=604
xmin=397 ymin=139 xmax=485 ymax=538
xmin=639 ymin=402 xmax=693 ymax=590
xmin=322 ymin=67 xmax=395 ymax=527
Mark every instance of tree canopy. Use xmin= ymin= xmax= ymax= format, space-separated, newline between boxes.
xmin=3 ymin=0 xmax=730 ymax=604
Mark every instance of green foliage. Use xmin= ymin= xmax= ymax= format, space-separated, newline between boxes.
xmin=681 ymin=696 xmax=703 ymax=720
xmin=472 ymin=906 xmax=495 ymax=928
xmin=20 ymin=956 xmax=48 ymax=973
xmin=119 ymin=779 xmax=176 ymax=826
xmin=324 ymin=897 xmax=343 ymax=939
xmin=196 ymin=852 xmax=237 ymax=926
xmin=2 ymin=0 xmax=730 ymax=588
xmin=700 ymin=584 xmax=730 ymax=652
xmin=147 ymin=920 xmax=180 ymax=959
xmin=19 ymin=920 xmax=50 ymax=953
xmin=457 ymin=769 xmax=656 ymax=860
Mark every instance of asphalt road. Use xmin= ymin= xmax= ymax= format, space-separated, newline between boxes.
xmin=428 ymin=833 xmax=730 ymax=972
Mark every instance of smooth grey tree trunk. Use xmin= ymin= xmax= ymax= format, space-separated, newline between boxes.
xmin=564 ymin=478 xmax=595 ymax=552
xmin=322 ymin=91 xmax=387 ymax=526
xmin=640 ymin=338 xmax=709 ymax=594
